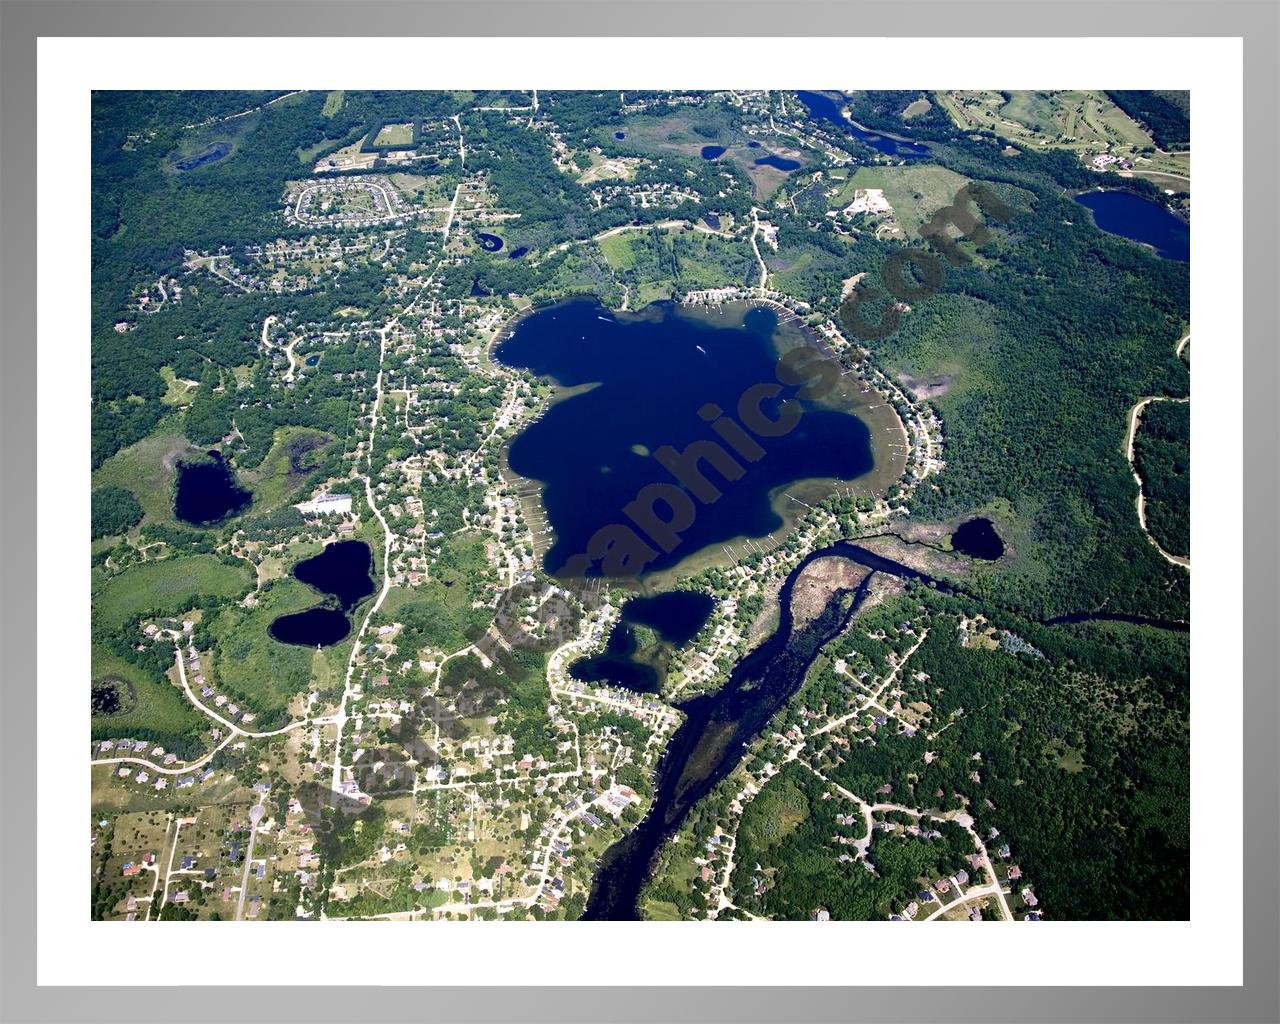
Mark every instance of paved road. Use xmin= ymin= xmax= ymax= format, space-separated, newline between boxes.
xmin=235 ymin=800 xmax=266 ymax=921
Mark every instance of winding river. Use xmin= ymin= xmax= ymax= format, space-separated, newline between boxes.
xmin=582 ymin=541 xmax=1186 ymax=918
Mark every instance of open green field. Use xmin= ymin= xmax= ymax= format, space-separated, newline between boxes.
xmin=91 ymin=644 xmax=208 ymax=748
xmin=92 ymin=763 xmax=252 ymax=814
xmin=322 ymin=90 xmax=346 ymax=117
xmin=830 ymin=164 xmax=974 ymax=237
xmin=641 ymin=899 xmax=683 ymax=921
xmin=159 ymin=366 xmax=198 ymax=407
xmin=935 ymin=90 xmax=1190 ymax=183
xmin=1119 ymin=164 xmax=1192 ymax=197
xmin=93 ymin=555 xmax=254 ymax=631
xmin=378 ymin=533 xmax=491 ymax=653
xmin=595 ymin=227 xmax=754 ymax=296
xmin=91 ymin=425 xmax=196 ymax=526
xmin=207 ymin=575 xmax=342 ymax=716
xmin=598 ymin=233 xmax=638 ymax=271
xmin=373 ymin=122 xmax=415 ymax=147
xmin=902 ymin=98 xmax=934 ymax=119
xmin=938 ymin=90 xmax=1151 ymax=149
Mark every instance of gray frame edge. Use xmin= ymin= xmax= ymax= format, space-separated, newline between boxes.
xmin=0 ymin=1 xmax=1275 ymax=1022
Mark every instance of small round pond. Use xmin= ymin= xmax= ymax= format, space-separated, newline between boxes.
xmin=950 ymin=518 xmax=1005 ymax=560
xmin=174 ymin=451 xmax=252 ymax=526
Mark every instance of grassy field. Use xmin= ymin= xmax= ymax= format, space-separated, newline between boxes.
xmin=207 ymin=575 xmax=340 ymax=716
xmin=91 ymin=424 xmax=197 ymax=526
xmin=322 ymin=90 xmax=345 ymax=117
xmin=91 ymin=644 xmax=208 ymax=746
xmin=159 ymin=366 xmax=198 ymax=407
xmin=373 ymin=122 xmax=415 ymax=147
xmin=641 ymin=899 xmax=683 ymax=920
xmin=240 ymin=426 xmax=336 ymax=513
xmin=93 ymin=555 xmax=254 ymax=631
xmin=377 ymin=533 xmax=490 ymax=653
xmin=598 ymin=233 xmax=638 ymax=271
xmin=596 ymin=227 xmax=754 ymax=296
xmin=936 ymin=90 xmax=1190 ymax=182
xmin=939 ymin=90 xmax=1150 ymax=149
xmin=902 ymin=97 xmax=934 ymax=119
xmin=829 ymin=164 xmax=974 ymax=237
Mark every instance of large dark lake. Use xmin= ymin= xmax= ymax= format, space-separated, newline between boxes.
xmin=174 ymin=451 xmax=252 ymax=526
xmin=1074 ymin=189 xmax=1189 ymax=261
xmin=493 ymin=299 xmax=876 ymax=579
xmin=269 ymin=540 xmax=375 ymax=647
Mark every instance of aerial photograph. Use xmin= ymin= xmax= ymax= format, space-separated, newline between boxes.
xmin=89 ymin=88 xmax=1190 ymax=923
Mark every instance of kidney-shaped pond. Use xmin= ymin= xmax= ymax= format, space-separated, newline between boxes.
xmin=269 ymin=540 xmax=375 ymax=647
xmin=495 ymin=299 xmax=880 ymax=579
xmin=1073 ymin=189 xmax=1189 ymax=262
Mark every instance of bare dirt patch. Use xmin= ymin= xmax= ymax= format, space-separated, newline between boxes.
xmin=897 ymin=372 xmax=954 ymax=400
xmin=789 ymin=557 xmax=871 ymax=630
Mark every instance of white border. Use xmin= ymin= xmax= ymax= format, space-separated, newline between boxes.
xmin=38 ymin=37 xmax=1242 ymax=987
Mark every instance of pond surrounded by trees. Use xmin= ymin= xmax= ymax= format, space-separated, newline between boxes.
xmin=173 ymin=451 xmax=252 ymax=526
xmin=1073 ymin=189 xmax=1189 ymax=261
xmin=175 ymin=141 xmax=232 ymax=171
xmin=950 ymin=517 xmax=1005 ymax=560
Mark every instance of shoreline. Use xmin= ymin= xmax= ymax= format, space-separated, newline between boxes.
xmin=485 ymin=294 xmax=913 ymax=587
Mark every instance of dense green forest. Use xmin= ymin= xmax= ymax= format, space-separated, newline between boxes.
xmin=644 ymin=588 xmax=1190 ymax=921
xmin=1133 ymin=400 xmax=1191 ymax=557
xmin=829 ymin=102 xmax=1190 ymax=622
xmin=91 ymin=485 xmax=144 ymax=539
xmin=1105 ymin=90 xmax=1192 ymax=150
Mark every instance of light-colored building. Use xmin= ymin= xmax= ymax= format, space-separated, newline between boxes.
xmin=294 ymin=493 xmax=353 ymax=516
